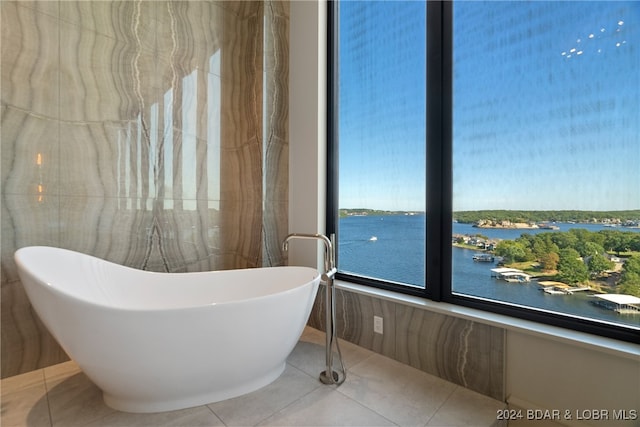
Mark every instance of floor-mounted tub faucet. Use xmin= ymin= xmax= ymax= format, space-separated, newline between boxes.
xmin=282 ymin=233 xmax=345 ymax=385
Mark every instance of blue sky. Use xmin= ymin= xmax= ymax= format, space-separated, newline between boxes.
xmin=338 ymin=1 xmax=639 ymax=212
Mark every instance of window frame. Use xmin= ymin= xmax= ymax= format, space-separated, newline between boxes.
xmin=326 ymin=1 xmax=640 ymax=344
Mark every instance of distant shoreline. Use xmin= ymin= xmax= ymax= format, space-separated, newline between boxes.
xmin=340 ymin=209 xmax=424 ymax=218
xmin=473 ymin=223 xmax=539 ymax=230
xmin=340 ymin=209 xmax=640 ymax=228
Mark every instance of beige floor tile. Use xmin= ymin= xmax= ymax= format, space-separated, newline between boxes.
xmin=43 ymin=360 xmax=81 ymax=388
xmin=85 ymin=405 xmax=224 ymax=427
xmin=289 ymin=327 xmax=374 ymax=381
xmin=45 ymin=370 xmax=116 ymax=426
xmin=208 ymin=364 xmax=321 ymax=426
xmin=1 ymin=328 xmax=508 ymax=427
xmin=426 ymin=386 xmax=506 ymax=426
xmin=338 ymin=353 xmax=458 ymax=427
xmin=257 ymin=387 xmax=396 ymax=426
xmin=1 ymin=368 xmax=46 ymax=395
xmin=0 ymin=378 xmax=51 ymax=427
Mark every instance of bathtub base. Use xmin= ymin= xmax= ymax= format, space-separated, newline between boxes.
xmin=102 ymin=362 xmax=287 ymax=413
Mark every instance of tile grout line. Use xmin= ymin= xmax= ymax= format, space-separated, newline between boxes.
xmin=423 ymin=384 xmax=460 ymax=427
xmin=40 ymin=368 xmax=54 ymax=427
xmin=203 ymin=404 xmax=228 ymax=427
xmin=333 ymin=385 xmax=400 ymax=427
xmin=249 ymin=378 xmax=324 ymax=427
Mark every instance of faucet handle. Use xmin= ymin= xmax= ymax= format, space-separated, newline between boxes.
xmin=321 ymin=267 xmax=337 ymax=282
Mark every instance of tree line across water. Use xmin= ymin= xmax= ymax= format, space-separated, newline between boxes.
xmin=491 ymin=228 xmax=640 ymax=297
xmin=454 ymin=210 xmax=640 ymax=225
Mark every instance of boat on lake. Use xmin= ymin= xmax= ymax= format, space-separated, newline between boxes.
xmin=538 ymin=223 xmax=560 ymax=230
xmin=473 ymin=253 xmax=495 ymax=262
xmin=543 ymin=287 xmax=566 ymax=295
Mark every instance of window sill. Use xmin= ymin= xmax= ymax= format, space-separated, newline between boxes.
xmin=334 ymin=279 xmax=640 ymax=362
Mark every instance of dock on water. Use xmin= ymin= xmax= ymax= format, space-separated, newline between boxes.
xmin=591 ymin=294 xmax=640 ymax=314
xmin=539 ymin=281 xmax=591 ymax=295
xmin=490 ymin=267 xmax=531 ymax=283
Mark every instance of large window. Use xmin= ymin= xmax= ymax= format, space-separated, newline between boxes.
xmin=335 ymin=1 xmax=427 ymax=290
xmin=329 ymin=1 xmax=640 ymax=343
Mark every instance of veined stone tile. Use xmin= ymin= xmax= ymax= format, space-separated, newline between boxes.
xmin=1 ymin=107 xmax=59 ymax=196
xmin=0 ymin=2 xmax=59 ymax=118
xmin=58 ymin=195 xmax=167 ymax=271
xmin=59 ymin=18 xmax=152 ymax=123
xmin=263 ymin=2 xmax=290 ymax=75
xmin=267 ymin=0 xmax=290 ymax=19
xmin=59 ymin=0 xmax=155 ymax=48
xmin=217 ymin=198 xmax=263 ymax=269
xmin=59 ymin=122 xmax=118 ymax=197
xmin=309 ymin=286 xmax=397 ymax=359
xmin=219 ymin=1 xmax=261 ymax=20
xmin=262 ymin=199 xmax=288 ymax=267
xmin=57 ymin=196 xmax=228 ymax=273
xmin=1 ymin=277 xmax=69 ymax=379
xmin=263 ymin=134 xmax=288 ymax=202
xmin=156 ymin=1 xmax=225 ymax=71
xmin=10 ymin=0 xmax=59 ymax=19
xmin=396 ymin=305 xmax=505 ymax=401
xmin=219 ymin=138 xmax=264 ymax=202
xmin=1 ymin=193 xmax=60 ymax=261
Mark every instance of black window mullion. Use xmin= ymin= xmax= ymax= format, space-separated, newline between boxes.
xmin=326 ymin=0 xmax=339 ymax=248
xmin=426 ymin=1 xmax=452 ymax=301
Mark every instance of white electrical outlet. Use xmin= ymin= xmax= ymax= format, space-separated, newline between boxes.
xmin=373 ymin=315 xmax=384 ymax=334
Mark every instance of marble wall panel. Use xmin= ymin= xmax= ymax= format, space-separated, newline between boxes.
xmin=57 ymin=195 xmax=227 ymax=273
xmin=263 ymin=199 xmax=288 ymax=267
xmin=396 ymin=305 xmax=505 ymax=401
xmin=261 ymin=0 xmax=288 ymax=268
xmin=1 ymin=109 xmax=60 ymax=196
xmin=1 ymin=277 xmax=69 ymax=376
xmin=308 ymin=289 xmax=506 ymax=401
xmin=58 ymin=122 xmax=123 ymax=197
xmin=1 ymin=194 xmax=66 ymax=375
xmin=59 ymin=1 xmax=154 ymax=46
xmin=156 ymin=1 xmax=224 ymax=74
xmin=12 ymin=1 xmax=59 ymax=18
xmin=309 ymin=286 xmax=397 ymax=359
xmin=1 ymin=0 xmax=289 ymax=378
xmin=263 ymin=0 xmax=289 ymax=200
xmin=218 ymin=198 xmax=264 ymax=269
xmin=1 ymin=194 xmax=61 ymax=283
xmin=58 ymin=18 xmax=147 ymax=123
xmin=0 ymin=2 xmax=60 ymax=118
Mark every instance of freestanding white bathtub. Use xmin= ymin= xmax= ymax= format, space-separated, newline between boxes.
xmin=14 ymin=246 xmax=320 ymax=413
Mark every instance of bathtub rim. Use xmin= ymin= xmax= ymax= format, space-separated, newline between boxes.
xmin=15 ymin=245 xmax=321 ymax=313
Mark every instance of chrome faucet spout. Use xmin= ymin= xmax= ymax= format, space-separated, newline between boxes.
xmin=282 ymin=233 xmax=334 ymax=273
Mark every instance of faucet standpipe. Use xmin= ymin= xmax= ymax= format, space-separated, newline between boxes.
xmin=282 ymin=233 xmax=345 ymax=385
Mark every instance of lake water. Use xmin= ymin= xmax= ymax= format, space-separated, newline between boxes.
xmin=338 ymin=214 xmax=640 ymax=328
